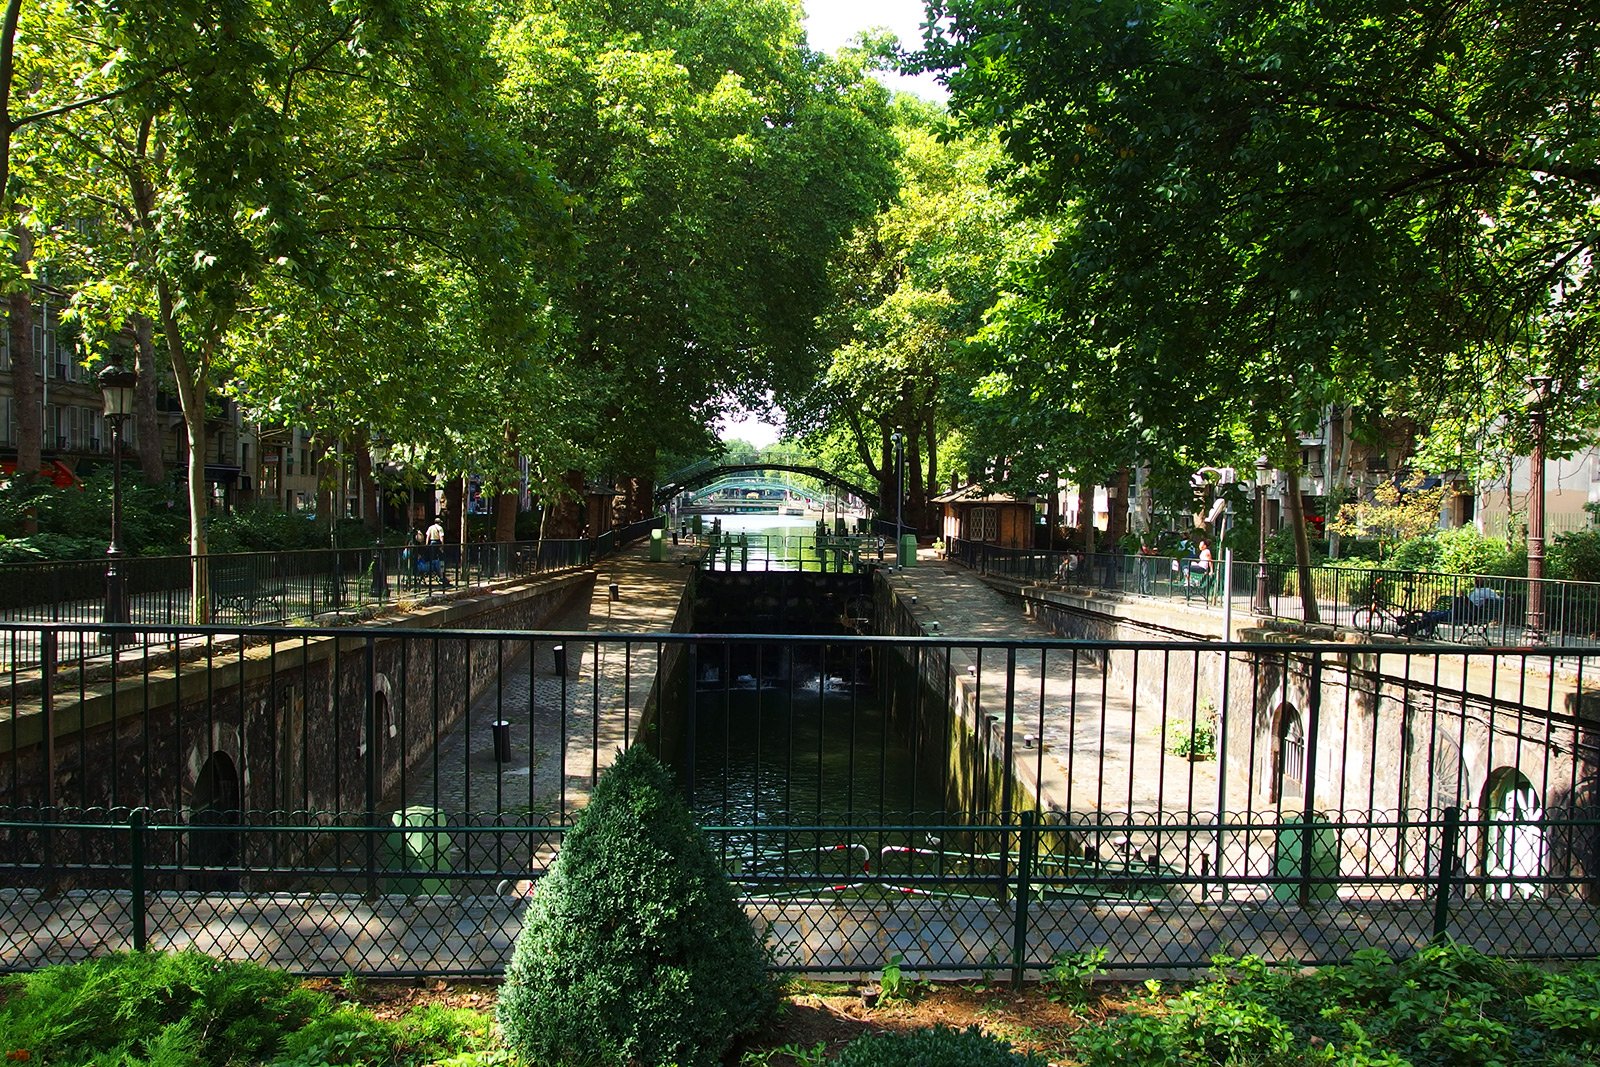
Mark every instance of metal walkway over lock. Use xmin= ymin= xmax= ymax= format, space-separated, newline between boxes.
xmin=656 ymin=448 xmax=879 ymax=511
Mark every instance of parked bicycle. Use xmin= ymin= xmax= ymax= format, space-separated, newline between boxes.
xmin=1349 ymin=574 xmax=1428 ymax=636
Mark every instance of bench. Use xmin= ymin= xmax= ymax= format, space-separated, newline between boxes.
xmin=1444 ymin=598 xmax=1501 ymax=645
xmin=211 ymin=560 xmax=286 ymax=622
xmin=1413 ymin=594 xmax=1501 ymax=645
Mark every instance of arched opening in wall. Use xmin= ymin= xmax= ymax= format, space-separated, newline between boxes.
xmin=1480 ymin=768 xmax=1545 ymax=899
xmin=371 ymin=689 xmax=391 ymax=809
xmin=189 ymin=752 xmax=241 ymax=890
xmin=1270 ymin=704 xmax=1304 ymax=804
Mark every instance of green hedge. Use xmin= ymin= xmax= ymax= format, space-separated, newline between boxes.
xmin=497 ymin=745 xmax=778 ymax=1067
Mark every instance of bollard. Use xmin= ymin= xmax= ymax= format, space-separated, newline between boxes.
xmin=609 ymin=582 xmax=620 ymax=600
xmin=492 ymin=720 xmax=512 ymax=763
xmin=553 ymin=643 xmax=567 ymax=676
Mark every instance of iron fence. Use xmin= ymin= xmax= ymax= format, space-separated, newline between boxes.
xmin=947 ymin=538 xmax=1600 ymax=648
xmin=0 ymin=516 xmax=667 ymax=671
xmin=2 ymin=623 xmax=1598 ymax=975
xmin=691 ymin=531 xmax=891 ymax=572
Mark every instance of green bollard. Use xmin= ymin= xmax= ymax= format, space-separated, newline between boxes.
xmin=649 ymin=527 xmax=664 ymax=562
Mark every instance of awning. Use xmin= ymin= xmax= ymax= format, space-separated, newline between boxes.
xmin=1 ymin=459 xmax=78 ymax=488
xmin=204 ymin=464 xmax=242 ymax=484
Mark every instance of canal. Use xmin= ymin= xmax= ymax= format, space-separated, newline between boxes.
xmin=683 ymin=516 xmax=958 ymax=895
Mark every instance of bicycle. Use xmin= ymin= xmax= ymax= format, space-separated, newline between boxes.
xmin=1349 ymin=575 xmax=1428 ymax=636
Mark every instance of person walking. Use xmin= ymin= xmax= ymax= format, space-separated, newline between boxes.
xmin=425 ymin=514 xmax=449 ymax=586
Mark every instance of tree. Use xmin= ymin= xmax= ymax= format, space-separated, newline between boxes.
xmin=32 ymin=0 xmax=564 ymax=619
xmin=922 ymin=0 xmax=1600 ymax=618
xmin=792 ymin=96 xmax=1019 ymax=529
xmin=496 ymin=0 xmax=898 ymax=512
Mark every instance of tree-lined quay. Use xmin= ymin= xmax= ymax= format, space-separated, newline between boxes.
xmin=4 ymin=2 xmax=1588 ymax=632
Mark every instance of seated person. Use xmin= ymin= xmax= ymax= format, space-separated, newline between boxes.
xmin=1055 ymin=552 xmax=1083 ymax=582
xmin=1401 ymin=578 xmax=1502 ymax=636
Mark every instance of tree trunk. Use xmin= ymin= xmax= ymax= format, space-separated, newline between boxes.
xmin=7 ymin=287 xmax=39 ymax=531
xmin=445 ymin=475 xmax=465 ymax=545
xmin=494 ymin=489 xmax=518 ymax=542
xmin=131 ymin=315 xmax=165 ymax=484
xmin=1327 ymin=406 xmax=1353 ymax=559
xmin=1283 ymin=425 xmax=1321 ymax=623
xmin=1045 ymin=470 xmax=1061 ymax=547
xmin=154 ymin=278 xmax=214 ymax=622
xmin=495 ymin=423 xmax=521 ymax=542
xmin=356 ymin=444 xmax=379 ymax=535
xmin=312 ymin=439 xmax=334 ymax=543
xmin=544 ymin=468 xmax=585 ymax=539
xmin=923 ymin=414 xmax=938 ymax=529
xmin=908 ymin=435 xmax=924 ymax=534
xmin=1106 ymin=468 xmax=1131 ymax=545
xmin=1074 ymin=481 xmax=1093 ymax=554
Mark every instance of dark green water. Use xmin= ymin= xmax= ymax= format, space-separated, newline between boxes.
xmin=683 ymin=673 xmax=987 ymax=894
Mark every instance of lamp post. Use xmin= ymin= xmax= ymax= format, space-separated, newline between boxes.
xmin=97 ymin=362 xmax=138 ymax=647
xmin=1525 ymin=375 xmax=1556 ymax=644
xmin=1254 ymin=456 xmax=1273 ymax=614
xmin=891 ymin=428 xmax=905 ymax=565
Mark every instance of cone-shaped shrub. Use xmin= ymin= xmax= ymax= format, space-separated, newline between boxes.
xmin=497 ymin=745 xmax=777 ymax=1067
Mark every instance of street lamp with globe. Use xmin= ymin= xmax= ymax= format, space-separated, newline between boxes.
xmin=97 ymin=362 xmax=138 ymax=647
xmin=1253 ymin=456 xmax=1273 ymax=614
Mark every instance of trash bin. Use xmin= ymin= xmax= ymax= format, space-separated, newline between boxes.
xmin=1272 ymin=815 xmax=1341 ymax=902
xmin=383 ymin=806 xmax=455 ymax=896
xmin=649 ymin=528 xmax=664 ymax=561
xmin=898 ymin=533 xmax=917 ymax=567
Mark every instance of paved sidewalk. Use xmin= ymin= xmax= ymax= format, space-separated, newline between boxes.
xmin=5 ymin=886 xmax=1596 ymax=978
xmin=881 ymin=559 xmax=1222 ymax=825
xmin=400 ymin=540 xmax=699 ymax=825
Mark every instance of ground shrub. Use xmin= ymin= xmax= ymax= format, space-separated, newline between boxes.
xmin=1070 ymin=944 xmax=1600 ymax=1066
xmin=497 ymin=745 xmax=778 ymax=1067
xmin=828 ymin=1025 xmax=1044 ymax=1067
xmin=1549 ymin=528 xmax=1600 ymax=583
xmin=0 ymin=951 xmax=497 ymax=1067
xmin=0 ymin=951 xmax=324 ymax=1066
xmin=1433 ymin=526 xmax=1510 ymax=576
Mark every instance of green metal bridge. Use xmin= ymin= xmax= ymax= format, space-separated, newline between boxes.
xmin=656 ymin=448 xmax=878 ymax=511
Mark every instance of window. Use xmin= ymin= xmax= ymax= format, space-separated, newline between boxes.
xmin=968 ymin=506 xmax=999 ymax=542
xmin=0 ymin=397 xmax=12 ymax=446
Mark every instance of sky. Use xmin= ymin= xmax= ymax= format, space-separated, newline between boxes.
xmin=717 ymin=0 xmax=945 ymax=450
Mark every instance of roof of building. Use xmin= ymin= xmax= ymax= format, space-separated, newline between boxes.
xmin=931 ymin=484 xmax=1033 ymax=505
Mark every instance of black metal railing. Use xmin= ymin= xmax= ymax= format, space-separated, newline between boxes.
xmin=3 ymin=623 xmax=1598 ymax=975
xmin=0 ymin=518 xmax=670 ymax=671
xmin=947 ymin=538 xmax=1600 ymax=647
xmin=691 ymin=531 xmax=890 ymax=572
xmin=5 ymin=802 xmax=1589 ymax=978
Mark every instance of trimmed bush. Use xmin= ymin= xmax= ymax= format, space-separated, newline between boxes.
xmin=829 ymin=1026 xmax=1046 ymax=1067
xmin=497 ymin=745 xmax=778 ymax=1067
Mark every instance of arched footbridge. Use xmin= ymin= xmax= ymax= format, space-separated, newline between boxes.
xmin=656 ymin=449 xmax=879 ymax=511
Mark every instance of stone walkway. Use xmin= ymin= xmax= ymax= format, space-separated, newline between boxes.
xmin=4 ymin=886 xmax=1596 ymax=978
xmin=397 ymin=540 xmax=698 ymax=872
xmin=882 ymin=558 xmax=1221 ymax=835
